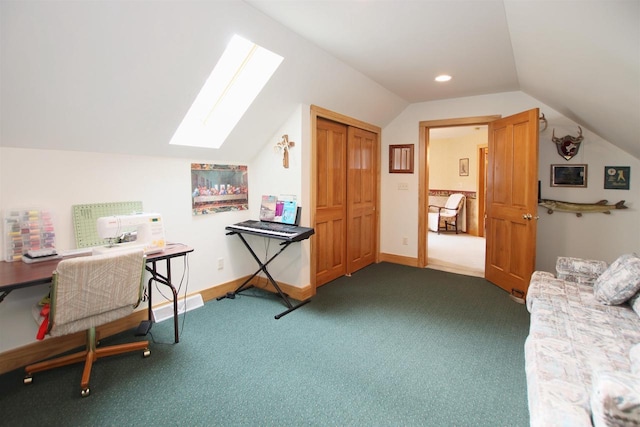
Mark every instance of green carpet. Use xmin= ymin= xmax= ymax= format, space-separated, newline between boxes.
xmin=0 ymin=263 xmax=530 ymax=426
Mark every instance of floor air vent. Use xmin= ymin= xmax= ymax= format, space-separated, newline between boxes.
xmin=152 ymin=294 xmax=204 ymax=322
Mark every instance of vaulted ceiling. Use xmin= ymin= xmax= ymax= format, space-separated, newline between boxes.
xmin=1 ymin=1 xmax=638 ymax=160
xmin=247 ymin=0 xmax=640 ymax=158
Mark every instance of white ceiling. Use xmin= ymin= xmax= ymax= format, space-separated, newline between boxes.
xmin=246 ymin=0 xmax=640 ymax=157
xmin=247 ymin=0 xmax=520 ymax=103
xmin=1 ymin=1 xmax=638 ymax=160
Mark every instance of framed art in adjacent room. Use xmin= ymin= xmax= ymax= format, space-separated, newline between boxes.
xmin=459 ymin=158 xmax=469 ymax=176
xmin=551 ymin=164 xmax=587 ymax=187
xmin=389 ymin=144 xmax=414 ymax=173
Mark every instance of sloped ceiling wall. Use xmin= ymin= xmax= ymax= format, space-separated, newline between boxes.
xmin=248 ymin=0 xmax=640 ymax=159
xmin=505 ymin=1 xmax=639 ymax=159
xmin=1 ymin=1 xmax=638 ymax=160
xmin=0 ymin=1 xmax=406 ymax=161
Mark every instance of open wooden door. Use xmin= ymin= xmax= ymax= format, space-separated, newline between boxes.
xmin=485 ymin=108 xmax=539 ymax=298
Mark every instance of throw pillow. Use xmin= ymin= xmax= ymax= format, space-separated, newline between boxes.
xmin=631 ymin=343 xmax=640 ymax=376
xmin=629 ymin=293 xmax=640 ymax=318
xmin=593 ymin=253 xmax=640 ymax=305
xmin=591 ymin=371 xmax=640 ymax=427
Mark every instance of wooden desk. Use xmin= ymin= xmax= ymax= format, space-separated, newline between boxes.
xmin=0 ymin=243 xmax=194 ymax=343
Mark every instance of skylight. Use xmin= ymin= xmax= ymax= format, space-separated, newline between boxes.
xmin=170 ymin=35 xmax=283 ymax=149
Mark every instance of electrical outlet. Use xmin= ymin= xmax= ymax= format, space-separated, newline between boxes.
xmin=217 ymin=258 xmax=224 ymax=270
xmin=402 ymin=237 xmax=408 ymax=245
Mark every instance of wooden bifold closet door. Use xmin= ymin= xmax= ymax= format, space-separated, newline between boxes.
xmin=315 ymin=117 xmax=377 ymax=287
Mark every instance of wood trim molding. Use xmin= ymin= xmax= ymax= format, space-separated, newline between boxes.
xmin=311 ymin=105 xmax=381 ymax=133
xmin=419 ymin=115 xmax=501 ymax=128
xmin=379 ymin=253 xmax=419 ymax=267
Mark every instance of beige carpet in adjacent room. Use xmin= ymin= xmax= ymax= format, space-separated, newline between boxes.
xmin=427 ymin=232 xmax=485 ymax=277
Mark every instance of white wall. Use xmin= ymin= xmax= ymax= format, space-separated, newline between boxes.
xmin=245 ymin=104 xmax=311 ymax=286
xmin=381 ymin=91 xmax=640 ymax=272
xmin=0 ymin=110 xmax=311 ymax=289
xmin=429 ymin=131 xmax=485 ymax=192
xmin=0 ymin=107 xmax=308 ymax=352
xmin=0 ymin=1 xmax=407 ymax=161
xmin=1 ymin=148 xmax=243 ymax=289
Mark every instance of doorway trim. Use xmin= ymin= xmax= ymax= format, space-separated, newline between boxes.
xmin=418 ymin=115 xmax=501 ymax=268
xmin=477 ymin=144 xmax=489 ymax=238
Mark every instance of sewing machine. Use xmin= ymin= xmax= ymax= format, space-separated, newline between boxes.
xmin=94 ymin=213 xmax=166 ymax=255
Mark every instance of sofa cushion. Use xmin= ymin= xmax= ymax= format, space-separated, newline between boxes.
xmin=525 ymin=337 xmax=593 ymax=427
xmin=591 ymin=371 xmax=640 ymax=427
xmin=628 ymin=293 xmax=640 ymax=317
xmin=594 ymin=254 xmax=640 ymax=305
xmin=526 ymin=269 xmax=640 ymax=427
xmin=557 ymin=256 xmax=609 ymax=285
xmin=631 ymin=344 xmax=640 ymax=375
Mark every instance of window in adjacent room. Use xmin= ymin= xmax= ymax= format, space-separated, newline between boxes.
xmin=170 ymin=35 xmax=283 ymax=149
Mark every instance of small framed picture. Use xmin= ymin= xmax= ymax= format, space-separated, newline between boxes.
xmin=550 ymin=164 xmax=587 ymax=187
xmin=459 ymin=158 xmax=469 ymax=176
xmin=604 ymin=166 xmax=630 ymax=190
xmin=389 ymin=144 xmax=414 ymax=173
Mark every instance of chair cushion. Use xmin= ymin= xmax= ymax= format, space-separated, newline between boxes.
xmin=594 ymin=254 xmax=640 ymax=305
xmin=444 ymin=193 xmax=464 ymax=210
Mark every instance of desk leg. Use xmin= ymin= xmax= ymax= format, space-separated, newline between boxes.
xmin=0 ymin=289 xmax=11 ymax=304
xmin=146 ymin=259 xmax=180 ymax=343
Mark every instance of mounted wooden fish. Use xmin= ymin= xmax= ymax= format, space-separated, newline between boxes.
xmin=539 ymin=198 xmax=628 ymax=217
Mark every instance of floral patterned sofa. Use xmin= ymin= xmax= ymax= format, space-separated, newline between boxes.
xmin=525 ymin=254 xmax=640 ymax=426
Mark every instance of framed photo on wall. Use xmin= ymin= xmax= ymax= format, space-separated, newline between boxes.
xmin=459 ymin=158 xmax=469 ymax=176
xmin=604 ymin=166 xmax=630 ymax=190
xmin=389 ymin=144 xmax=414 ymax=173
xmin=550 ymin=164 xmax=587 ymax=187
xmin=191 ymin=163 xmax=249 ymax=215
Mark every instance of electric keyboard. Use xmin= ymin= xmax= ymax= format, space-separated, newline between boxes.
xmin=226 ymin=220 xmax=314 ymax=242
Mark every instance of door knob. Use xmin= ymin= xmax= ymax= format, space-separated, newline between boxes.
xmin=522 ymin=213 xmax=533 ymax=220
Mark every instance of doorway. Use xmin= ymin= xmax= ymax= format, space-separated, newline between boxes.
xmin=417 ymin=115 xmax=500 ymax=271
xmin=426 ymin=125 xmax=488 ymax=277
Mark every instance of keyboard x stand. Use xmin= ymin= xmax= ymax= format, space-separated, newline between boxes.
xmin=218 ymin=231 xmax=311 ymax=319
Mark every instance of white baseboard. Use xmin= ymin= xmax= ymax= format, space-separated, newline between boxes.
xmin=152 ymin=294 xmax=204 ymax=322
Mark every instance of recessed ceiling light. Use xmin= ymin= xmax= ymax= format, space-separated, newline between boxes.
xmin=435 ymin=74 xmax=452 ymax=82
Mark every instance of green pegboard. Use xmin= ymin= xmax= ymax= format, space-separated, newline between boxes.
xmin=72 ymin=201 xmax=143 ymax=248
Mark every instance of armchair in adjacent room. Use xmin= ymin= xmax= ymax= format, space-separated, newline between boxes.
xmin=24 ymin=249 xmax=150 ymax=397
xmin=428 ymin=193 xmax=466 ymax=234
